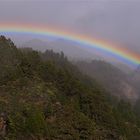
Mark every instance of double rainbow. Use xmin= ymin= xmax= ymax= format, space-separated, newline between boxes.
xmin=0 ymin=23 xmax=140 ymax=66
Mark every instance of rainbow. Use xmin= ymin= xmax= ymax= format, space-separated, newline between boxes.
xmin=0 ymin=23 xmax=140 ymax=66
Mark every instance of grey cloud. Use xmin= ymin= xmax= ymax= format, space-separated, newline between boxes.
xmin=75 ymin=1 xmax=140 ymax=52
xmin=0 ymin=0 xmax=140 ymax=53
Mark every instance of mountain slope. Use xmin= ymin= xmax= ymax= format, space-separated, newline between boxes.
xmin=130 ymin=65 xmax=140 ymax=94
xmin=0 ymin=36 xmax=140 ymax=140
xmin=76 ymin=60 xmax=138 ymax=101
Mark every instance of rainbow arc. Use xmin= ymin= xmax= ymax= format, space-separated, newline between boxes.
xmin=0 ymin=23 xmax=140 ymax=66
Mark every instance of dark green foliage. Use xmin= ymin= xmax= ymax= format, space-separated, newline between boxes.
xmin=0 ymin=36 xmax=140 ymax=140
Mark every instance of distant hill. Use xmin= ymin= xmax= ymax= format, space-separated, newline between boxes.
xmin=111 ymin=62 xmax=134 ymax=74
xmin=21 ymin=38 xmax=105 ymax=60
xmin=21 ymin=39 xmax=49 ymax=52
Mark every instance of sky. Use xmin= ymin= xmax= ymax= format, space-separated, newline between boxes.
xmin=0 ymin=0 xmax=140 ymax=54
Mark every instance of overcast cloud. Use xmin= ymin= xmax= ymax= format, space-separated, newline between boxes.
xmin=0 ymin=0 xmax=140 ymax=53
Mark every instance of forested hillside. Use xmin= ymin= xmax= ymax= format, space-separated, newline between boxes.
xmin=0 ymin=36 xmax=140 ymax=140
